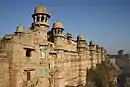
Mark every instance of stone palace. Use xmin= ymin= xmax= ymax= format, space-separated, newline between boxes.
xmin=0 ymin=5 xmax=108 ymax=87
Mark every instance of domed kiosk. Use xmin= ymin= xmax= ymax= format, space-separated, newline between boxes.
xmin=14 ymin=25 xmax=24 ymax=34
xmin=52 ymin=21 xmax=64 ymax=35
xmin=32 ymin=5 xmax=51 ymax=28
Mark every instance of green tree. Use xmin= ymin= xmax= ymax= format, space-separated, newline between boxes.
xmin=87 ymin=62 xmax=117 ymax=87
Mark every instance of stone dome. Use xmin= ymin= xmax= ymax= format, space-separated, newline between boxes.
xmin=66 ymin=32 xmax=72 ymax=36
xmin=100 ymin=47 xmax=104 ymax=51
xmin=96 ymin=44 xmax=101 ymax=49
xmin=34 ymin=5 xmax=48 ymax=14
xmin=52 ymin=21 xmax=63 ymax=29
xmin=96 ymin=44 xmax=99 ymax=49
xmin=77 ymin=34 xmax=85 ymax=40
xmin=89 ymin=40 xmax=95 ymax=46
xmin=15 ymin=25 xmax=24 ymax=33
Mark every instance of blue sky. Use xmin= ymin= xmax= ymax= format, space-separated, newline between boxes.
xmin=0 ymin=0 xmax=130 ymax=54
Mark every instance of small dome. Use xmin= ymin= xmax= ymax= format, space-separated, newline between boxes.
xmin=77 ymin=34 xmax=85 ymax=40
xmin=89 ymin=40 xmax=95 ymax=46
xmin=15 ymin=25 xmax=24 ymax=33
xmin=96 ymin=44 xmax=99 ymax=49
xmin=101 ymin=47 xmax=104 ymax=51
xmin=34 ymin=5 xmax=48 ymax=14
xmin=104 ymin=49 xmax=107 ymax=53
xmin=66 ymin=32 xmax=72 ymax=37
xmin=52 ymin=21 xmax=63 ymax=29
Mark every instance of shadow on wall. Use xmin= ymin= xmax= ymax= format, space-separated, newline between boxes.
xmin=117 ymin=73 xmax=126 ymax=87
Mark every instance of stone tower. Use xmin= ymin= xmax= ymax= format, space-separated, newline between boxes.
xmin=89 ymin=40 xmax=96 ymax=68
xmin=31 ymin=5 xmax=51 ymax=40
xmin=66 ymin=32 xmax=73 ymax=41
xmin=51 ymin=21 xmax=64 ymax=43
xmin=77 ymin=34 xmax=88 ymax=85
xmin=96 ymin=44 xmax=101 ymax=64
xmin=77 ymin=34 xmax=87 ymax=53
xmin=101 ymin=47 xmax=105 ymax=62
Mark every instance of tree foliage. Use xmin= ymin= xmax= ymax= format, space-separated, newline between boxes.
xmin=87 ymin=62 xmax=117 ymax=87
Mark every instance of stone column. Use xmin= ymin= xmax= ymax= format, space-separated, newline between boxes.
xmin=39 ymin=15 xmax=42 ymax=22
xmin=43 ymin=15 xmax=47 ymax=22
xmin=46 ymin=17 xmax=48 ymax=23
xmin=34 ymin=16 xmax=37 ymax=22
xmin=56 ymin=29 xmax=58 ymax=34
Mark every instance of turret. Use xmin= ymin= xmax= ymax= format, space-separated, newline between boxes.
xmin=89 ymin=40 xmax=95 ymax=68
xmin=31 ymin=5 xmax=51 ymax=40
xmin=31 ymin=5 xmax=50 ymax=29
xmin=89 ymin=40 xmax=95 ymax=50
xmin=77 ymin=34 xmax=87 ymax=53
xmin=14 ymin=25 xmax=24 ymax=34
xmin=101 ymin=47 xmax=105 ymax=62
xmin=51 ymin=21 xmax=64 ymax=43
xmin=104 ymin=48 xmax=108 ymax=61
xmin=96 ymin=44 xmax=101 ymax=64
xmin=66 ymin=32 xmax=72 ymax=40
xmin=52 ymin=21 xmax=64 ymax=36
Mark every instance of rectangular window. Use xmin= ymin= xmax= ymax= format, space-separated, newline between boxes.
xmin=24 ymin=69 xmax=35 ymax=81
xmin=26 ymin=49 xmax=32 ymax=57
xmin=27 ymin=71 xmax=31 ymax=81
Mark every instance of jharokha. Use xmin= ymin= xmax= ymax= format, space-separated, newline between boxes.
xmin=0 ymin=5 xmax=108 ymax=87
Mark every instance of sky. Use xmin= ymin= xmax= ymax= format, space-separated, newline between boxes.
xmin=0 ymin=0 xmax=130 ymax=54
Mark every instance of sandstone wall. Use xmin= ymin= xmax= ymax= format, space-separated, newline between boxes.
xmin=0 ymin=58 xmax=9 ymax=87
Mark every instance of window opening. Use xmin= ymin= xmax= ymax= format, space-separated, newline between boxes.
xmin=26 ymin=49 xmax=31 ymax=57
xmin=37 ymin=17 xmax=39 ymax=22
xmin=41 ymin=16 xmax=44 ymax=22
xmin=27 ymin=71 xmax=31 ymax=81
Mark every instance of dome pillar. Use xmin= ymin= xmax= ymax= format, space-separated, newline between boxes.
xmin=34 ymin=16 xmax=37 ymax=22
xmin=43 ymin=15 xmax=47 ymax=22
xmin=38 ymin=15 xmax=42 ymax=22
